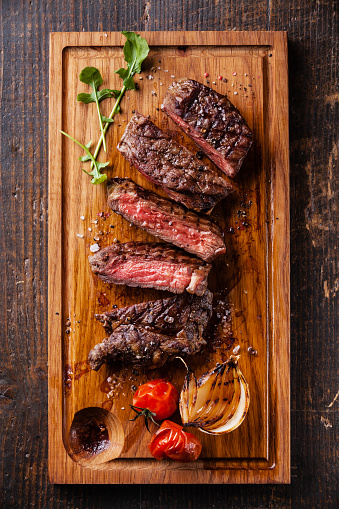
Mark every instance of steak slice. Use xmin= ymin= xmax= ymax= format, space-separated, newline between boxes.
xmin=89 ymin=241 xmax=211 ymax=296
xmin=162 ymin=78 xmax=253 ymax=178
xmin=88 ymin=290 xmax=213 ymax=370
xmin=107 ymin=178 xmax=226 ymax=262
xmin=117 ymin=112 xmax=233 ymax=212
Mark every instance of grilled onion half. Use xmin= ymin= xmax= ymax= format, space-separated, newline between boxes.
xmin=179 ymin=356 xmax=250 ymax=435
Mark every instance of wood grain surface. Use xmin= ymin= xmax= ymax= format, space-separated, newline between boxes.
xmin=0 ymin=0 xmax=337 ymax=506
xmin=48 ymin=31 xmax=289 ymax=484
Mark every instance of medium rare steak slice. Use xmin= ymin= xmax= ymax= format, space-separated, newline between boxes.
xmin=88 ymin=290 xmax=213 ymax=370
xmin=117 ymin=112 xmax=233 ymax=212
xmin=89 ymin=242 xmax=211 ymax=296
xmin=107 ymin=178 xmax=226 ymax=262
xmin=162 ymin=78 xmax=253 ymax=178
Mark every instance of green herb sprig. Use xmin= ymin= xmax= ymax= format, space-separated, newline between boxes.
xmin=60 ymin=31 xmax=149 ymax=185
xmin=89 ymin=31 xmax=149 ymax=169
xmin=60 ymin=131 xmax=109 ymax=184
xmin=76 ymin=67 xmax=119 ymax=153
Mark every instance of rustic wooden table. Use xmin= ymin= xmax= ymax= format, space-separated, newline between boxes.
xmin=0 ymin=1 xmax=337 ymax=507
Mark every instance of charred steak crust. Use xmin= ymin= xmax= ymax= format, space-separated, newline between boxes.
xmin=89 ymin=241 xmax=211 ymax=296
xmin=162 ymin=78 xmax=253 ymax=178
xmin=117 ymin=112 xmax=233 ymax=212
xmin=107 ymin=178 xmax=226 ymax=262
xmin=88 ymin=290 xmax=213 ymax=370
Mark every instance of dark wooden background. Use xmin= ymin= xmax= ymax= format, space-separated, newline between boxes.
xmin=0 ymin=0 xmax=337 ymax=507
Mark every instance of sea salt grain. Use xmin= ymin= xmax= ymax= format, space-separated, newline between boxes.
xmin=76 ymin=234 xmax=84 ymax=238
xmin=80 ymin=215 xmax=85 ymax=220
xmin=90 ymin=243 xmax=100 ymax=253
xmin=233 ymin=345 xmax=240 ymax=354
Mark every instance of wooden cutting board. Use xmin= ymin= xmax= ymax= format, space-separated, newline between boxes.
xmin=48 ymin=31 xmax=290 ymax=484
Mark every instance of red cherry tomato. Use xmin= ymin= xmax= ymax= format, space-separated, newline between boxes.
xmin=148 ymin=420 xmax=202 ymax=462
xmin=133 ymin=379 xmax=178 ymax=420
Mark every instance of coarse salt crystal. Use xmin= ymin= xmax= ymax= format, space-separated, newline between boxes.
xmin=76 ymin=234 xmax=84 ymax=238
xmin=80 ymin=215 xmax=85 ymax=220
xmin=233 ymin=345 xmax=240 ymax=354
xmin=234 ymin=91 xmax=238 ymax=95
xmin=90 ymin=243 xmax=100 ymax=253
xmin=88 ymin=228 xmax=92 ymax=232
xmin=171 ymin=75 xmax=175 ymax=78
xmin=233 ymin=72 xmax=237 ymax=75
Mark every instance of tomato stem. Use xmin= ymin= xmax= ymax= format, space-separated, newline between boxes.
xmin=129 ymin=405 xmax=160 ymax=432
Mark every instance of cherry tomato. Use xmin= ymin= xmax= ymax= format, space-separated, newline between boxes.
xmin=148 ymin=420 xmax=202 ymax=462
xmin=133 ymin=379 xmax=178 ymax=420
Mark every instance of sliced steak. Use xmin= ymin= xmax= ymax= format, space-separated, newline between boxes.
xmin=88 ymin=290 xmax=213 ymax=370
xmin=117 ymin=112 xmax=233 ymax=212
xmin=162 ymin=78 xmax=253 ymax=178
xmin=107 ymin=178 xmax=226 ymax=262
xmin=89 ymin=241 xmax=211 ymax=296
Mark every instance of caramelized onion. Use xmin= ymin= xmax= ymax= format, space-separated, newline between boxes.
xmin=178 ymin=356 xmax=250 ymax=435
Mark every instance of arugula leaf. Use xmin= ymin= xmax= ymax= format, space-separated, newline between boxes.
xmin=121 ymin=31 xmax=150 ymax=75
xmin=77 ymin=88 xmax=119 ymax=104
xmin=79 ymin=141 xmax=93 ymax=162
xmin=82 ymin=161 xmax=110 ymax=184
xmin=114 ymin=32 xmax=150 ymax=90
xmin=79 ymin=66 xmax=103 ymax=88
xmin=115 ymin=69 xmax=136 ymax=90
xmin=60 ymin=131 xmax=109 ymax=185
xmin=101 ymin=116 xmax=114 ymax=123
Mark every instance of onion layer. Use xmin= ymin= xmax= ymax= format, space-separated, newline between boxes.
xmin=178 ymin=356 xmax=250 ymax=435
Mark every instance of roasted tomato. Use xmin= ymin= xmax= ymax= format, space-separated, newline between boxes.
xmin=132 ymin=379 xmax=179 ymax=420
xmin=148 ymin=420 xmax=202 ymax=462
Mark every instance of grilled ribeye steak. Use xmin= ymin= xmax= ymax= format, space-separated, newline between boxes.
xmin=89 ymin=242 xmax=211 ymax=296
xmin=162 ymin=78 xmax=253 ymax=178
xmin=117 ymin=112 xmax=233 ymax=212
xmin=88 ymin=290 xmax=213 ymax=370
xmin=107 ymin=178 xmax=226 ymax=262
